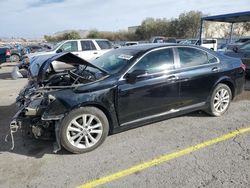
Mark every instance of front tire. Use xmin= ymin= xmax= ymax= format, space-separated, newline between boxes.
xmin=60 ymin=107 xmax=109 ymax=154
xmin=206 ymin=84 xmax=232 ymax=117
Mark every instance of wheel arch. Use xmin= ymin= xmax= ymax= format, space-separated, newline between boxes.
xmin=219 ymin=80 xmax=235 ymax=99
xmin=11 ymin=53 xmax=20 ymax=56
xmin=78 ymin=102 xmax=116 ymax=134
xmin=212 ymin=77 xmax=235 ymax=100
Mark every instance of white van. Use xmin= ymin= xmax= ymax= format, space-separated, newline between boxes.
xmin=180 ymin=39 xmax=218 ymax=51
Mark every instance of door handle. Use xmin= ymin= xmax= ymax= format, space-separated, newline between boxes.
xmin=167 ymin=75 xmax=179 ymax=81
xmin=93 ymin=52 xmax=98 ymax=54
xmin=212 ymin=67 xmax=219 ymax=72
xmin=75 ymin=53 xmax=79 ymax=56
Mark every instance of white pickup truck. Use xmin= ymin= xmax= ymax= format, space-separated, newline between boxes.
xmin=11 ymin=39 xmax=113 ymax=79
xmin=24 ymin=39 xmax=113 ymax=62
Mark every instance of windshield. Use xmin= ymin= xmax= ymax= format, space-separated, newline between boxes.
xmin=92 ymin=49 xmax=140 ymax=74
xmin=51 ymin=41 xmax=64 ymax=51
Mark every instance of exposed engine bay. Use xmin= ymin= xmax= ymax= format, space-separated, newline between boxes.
xmin=6 ymin=52 xmax=108 ymax=152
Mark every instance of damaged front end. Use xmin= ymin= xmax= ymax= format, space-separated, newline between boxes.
xmin=6 ymin=80 xmax=64 ymax=152
xmin=6 ymin=52 xmax=108 ymax=153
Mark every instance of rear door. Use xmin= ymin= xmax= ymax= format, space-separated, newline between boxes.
xmin=175 ymin=47 xmax=221 ymax=107
xmin=79 ymin=40 xmax=99 ymax=61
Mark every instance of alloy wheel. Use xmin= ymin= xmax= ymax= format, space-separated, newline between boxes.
xmin=66 ymin=114 xmax=103 ymax=149
xmin=213 ymin=88 xmax=230 ymax=113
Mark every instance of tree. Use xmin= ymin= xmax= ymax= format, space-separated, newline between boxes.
xmin=175 ymin=11 xmax=203 ymax=38
xmin=44 ymin=31 xmax=81 ymax=42
xmin=135 ymin=11 xmax=203 ymax=40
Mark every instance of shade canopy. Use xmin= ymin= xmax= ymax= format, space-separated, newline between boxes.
xmin=202 ymin=11 xmax=250 ymax=23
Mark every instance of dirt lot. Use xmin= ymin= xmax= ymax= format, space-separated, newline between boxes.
xmin=0 ymin=63 xmax=250 ymax=188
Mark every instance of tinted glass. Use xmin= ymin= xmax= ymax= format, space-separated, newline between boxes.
xmin=131 ymin=48 xmax=174 ymax=74
xmin=92 ymin=49 xmax=140 ymax=74
xmin=236 ymin=38 xmax=250 ymax=43
xmin=207 ymin=53 xmax=218 ymax=63
xmin=81 ymin=41 xmax=96 ymax=51
xmin=59 ymin=41 xmax=78 ymax=52
xmin=96 ymin=40 xmax=112 ymax=49
xmin=203 ymin=39 xmax=216 ymax=44
xmin=240 ymin=43 xmax=250 ymax=50
xmin=177 ymin=47 xmax=208 ymax=68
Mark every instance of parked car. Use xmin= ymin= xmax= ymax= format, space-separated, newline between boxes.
xmin=150 ymin=36 xmax=176 ymax=43
xmin=2 ymin=45 xmax=23 ymax=62
xmin=8 ymin=44 xmax=245 ymax=154
xmin=23 ymin=44 xmax=50 ymax=54
xmin=23 ymin=39 xmax=113 ymax=63
xmin=226 ymin=37 xmax=250 ymax=51
xmin=0 ymin=47 xmax=11 ymax=64
xmin=180 ymin=39 xmax=218 ymax=51
xmin=124 ymin=41 xmax=139 ymax=46
xmin=224 ymin=41 xmax=250 ymax=76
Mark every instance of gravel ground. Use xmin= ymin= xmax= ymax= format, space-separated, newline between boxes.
xmin=0 ymin=62 xmax=249 ymax=188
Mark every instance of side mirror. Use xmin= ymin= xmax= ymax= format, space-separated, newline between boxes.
xmin=233 ymin=46 xmax=239 ymax=53
xmin=56 ymin=49 xmax=63 ymax=53
xmin=126 ymin=69 xmax=146 ymax=83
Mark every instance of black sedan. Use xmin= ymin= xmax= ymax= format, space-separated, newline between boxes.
xmin=8 ymin=44 xmax=245 ymax=154
xmin=224 ymin=41 xmax=250 ymax=76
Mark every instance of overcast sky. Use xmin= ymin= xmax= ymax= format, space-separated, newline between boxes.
xmin=0 ymin=0 xmax=249 ymax=38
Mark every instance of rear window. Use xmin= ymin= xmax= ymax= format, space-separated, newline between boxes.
xmin=236 ymin=38 xmax=250 ymax=43
xmin=96 ymin=40 xmax=112 ymax=49
xmin=81 ymin=41 xmax=96 ymax=51
xmin=177 ymin=47 xmax=208 ymax=68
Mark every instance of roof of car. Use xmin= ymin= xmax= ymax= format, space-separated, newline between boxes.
xmin=119 ymin=43 xmax=199 ymax=51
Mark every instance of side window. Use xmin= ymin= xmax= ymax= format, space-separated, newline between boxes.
xmin=59 ymin=41 xmax=78 ymax=52
xmin=81 ymin=41 xmax=96 ymax=51
xmin=207 ymin=53 xmax=218 ymax=63
xmin=96 ymin=40 xmax=112 ymax=49
xmin=131 ymin=48 xmax=174 ymax=74
xmin=177 ymin=47 xmax=208 ymax=68
xmin=241 ymin=43 xmax=250 ymax=51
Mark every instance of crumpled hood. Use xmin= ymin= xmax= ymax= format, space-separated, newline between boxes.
xmin=29 ymin=52 xmax=108 ymax=84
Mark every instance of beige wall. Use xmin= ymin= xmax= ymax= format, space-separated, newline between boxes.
xmin=204 ymin=22 xmax=250 ymax=39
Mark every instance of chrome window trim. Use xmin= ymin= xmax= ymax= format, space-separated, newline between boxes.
xmin=173 ymin=46 xmax=220 ymax=70
xmin=119 ymin=45 xmax=220 ymax=81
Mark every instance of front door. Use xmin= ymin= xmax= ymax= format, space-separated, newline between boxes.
xmin=117 ymin=48 xmax=181 ymax=125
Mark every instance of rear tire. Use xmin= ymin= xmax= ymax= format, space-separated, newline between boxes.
xmin=60 ymin=107 xmax=109 ymax=154
xmin=206 ymin=84 xmax=232 ymax=117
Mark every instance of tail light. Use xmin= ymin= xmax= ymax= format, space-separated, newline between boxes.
xmin=6 ymin=49 xmax=11 ymax=56
xmin=241 ymin=63 xmax=246 ymax=71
